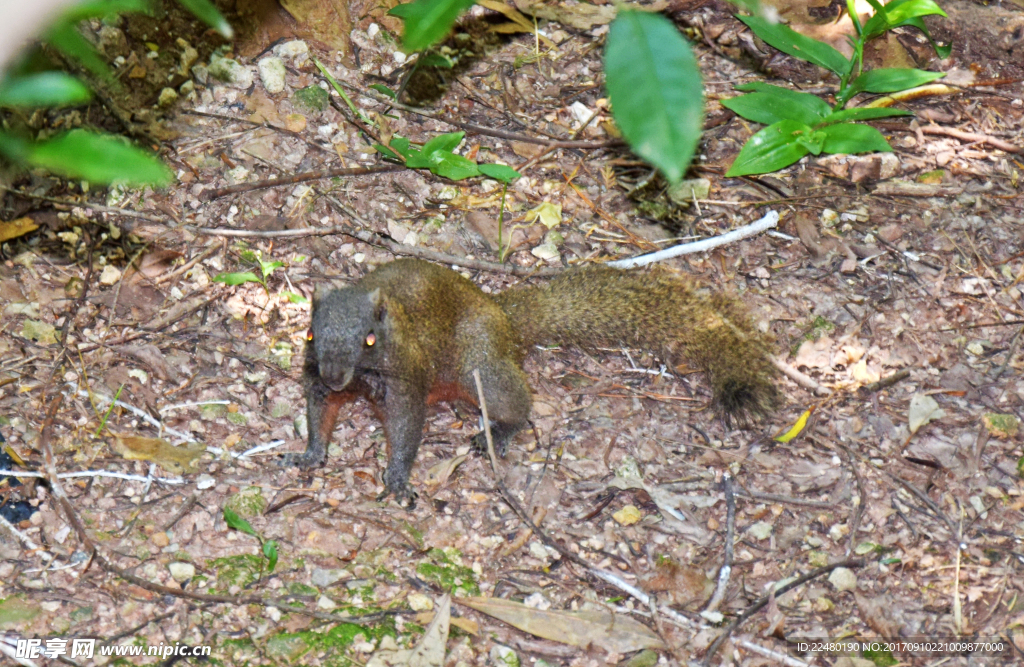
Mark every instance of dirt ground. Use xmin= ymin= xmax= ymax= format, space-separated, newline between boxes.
xmin=1 ymin=0 xmax=1023 ymax=665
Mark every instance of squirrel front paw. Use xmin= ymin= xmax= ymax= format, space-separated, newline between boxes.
xmin=377 ymin=484 xmax=418 ymax=509
xmin=280 ymin=450 xmax=325 ymax=469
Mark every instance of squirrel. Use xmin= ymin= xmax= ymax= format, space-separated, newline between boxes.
xmin=284 ymin=257 xmax=779 ymax=504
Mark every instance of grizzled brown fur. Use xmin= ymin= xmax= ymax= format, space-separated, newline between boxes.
xmin=285 ymin=258 xmax=779 ymax=504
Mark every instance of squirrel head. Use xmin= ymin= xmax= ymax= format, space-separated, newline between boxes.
xmin=309 ymin=285 xmax=387 ymax=390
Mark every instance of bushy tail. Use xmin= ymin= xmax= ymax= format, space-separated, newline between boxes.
xmin=494 ymin=266 xmax=779 ymax=422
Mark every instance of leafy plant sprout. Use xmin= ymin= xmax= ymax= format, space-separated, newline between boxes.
xmin=724 ymin=0 xmax=949 ymax=176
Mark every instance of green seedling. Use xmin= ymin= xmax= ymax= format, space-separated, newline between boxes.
xmin=223 ymin=507 xmax=279 ymax=575
xmin=375 ymin=131 xmax=522 ymax=185
xmin=213 ymin=250 xmax=284 ymax=294
xmin=724 ymin=0 xmax=949 ymax=176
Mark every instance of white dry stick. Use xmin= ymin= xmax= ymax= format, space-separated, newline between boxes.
xmin=608 ymin=210 xmax=780 ymax=269
xmin=69 ymin=384 xmax=197 ymax=443
xmin=0 ymin=510 xmax=41 ymax=551
xmin=592 ymin=567 xmax=810 ymax=667
xmin=238 ymin=440 xmax=287 ymax=458
xmin=0 ymin=469 xmax=184 ymax=485
xmin=159 ymin=400 xmax=231 ymax=414
xmin=0 ymin=635 xmax=39 ymax=667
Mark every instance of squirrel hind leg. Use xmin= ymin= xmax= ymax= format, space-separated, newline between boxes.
xmin=470 ymin=421 xmax=521 ymax=457
xmin=460 ymin=360 xmax=532 ymax=457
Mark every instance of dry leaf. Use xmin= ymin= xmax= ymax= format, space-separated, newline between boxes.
xmin=369 ymin=595 xmax=450 ymax=667
xmin=0 ymin=217 xmax=39 ymax=243
xmin=850 ymin=358 xmax=880 ymax=384
xmin=612 ymin=504 xmax=641 ymax=525
xmin=642 ymin=559 xmax=713 ymax=607
xmin=109 ymin=434 xmax=206 ymax=474
xmin=523 ymin=202 xmax=562 ymax=229
xmin=512 ymin=0 xmax=617 ymax=30
xmin=908 ymin=394 xmax=944 ymax=434
xmin=423 ymin=454 xmax=468 ymax=487
xmin=458 ymin=596 xmax=664 ymax=653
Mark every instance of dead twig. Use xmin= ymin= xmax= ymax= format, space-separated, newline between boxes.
xmin=199 ymin=164 xmax=405 ymax=201
xmin=358 ymin=85 xmax=621 ymax=149
xmin=704 ymin=473 xmax=735 ymax=614
xmin=193 ymin=224 xmax=564 ymax=277
xmin=0 ymin=186 xmax=170 ymax=225
xmin=773 ymin=358 xmax=832 ymax=396
xmin=920 ymin=124 xmax=1021 ymax=153
xmin=860 ymin=368 xmax=910 ymax=392
xmin=702 ymin=558 xmax=866 ymax=666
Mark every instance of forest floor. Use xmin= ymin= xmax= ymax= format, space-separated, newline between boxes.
xmin=1 ymin=0 xmax=1023 ymax=665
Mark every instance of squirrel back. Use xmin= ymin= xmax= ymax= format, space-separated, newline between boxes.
xmin=494 ymin=265 xmax=779 ymax=421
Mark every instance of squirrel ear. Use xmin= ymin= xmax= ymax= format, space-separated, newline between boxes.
xmin=366 ymin=288 xmax=387 ymax=322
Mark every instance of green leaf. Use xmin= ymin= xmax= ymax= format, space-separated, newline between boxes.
xmin=45 ymin=23 xmax=115 ymax=82
xmin=820 ymin=123 xmax=892 ymax=154
xmin=27 ymin=130 xmax=173 ymax=186
xmin=429 ymin=151 xmax=481 ymax=180
xmin=420 ymin=131 xmax=465 ymax=157
xmin=861 ymin=0 xmax=950 ymax=57
xmin=418 ymin=53 xmax=455 ymax=69
xmin=0 ymin=73 xmax=92 ymax=108
xmin=820 ymin=107 xmax=913 ymax=124
xmin=737 ymin=15 xmax=851 ymax=76
xmin=726 ymin=119 xmax=812 ymax=177
xmin=259 ymin=260 xmax=285 ymax=277
xmin=388 ymin=0 xmax=477 ymax=52
xmin=176 ymin=0 xmax=233 ymax=38
xmin=44 ymin=0 xmax=153 ymax=82
xmin=374 ymin=143 xmax=402 ymax=160
xmin=722 ymin=85 xmax=830 ymax=126
xmin=390 ymin=136 xmax=413 ymax=159
xmin=605 ymin=10 xmax=704 ymax=185
xmin=883 ymin=0 xmax=948 ymax=22
xmin=479 ymin=163 xmax=520 ymax=183
xmin=57 ymin=0 xmax=152 ymax=22
xmin=846 ymin=0 xmax=863 ymax=35
xmin=899 ymin=17 xmax=951 ymax=58
xmin=369 ymin=84 xmax=397 ymax=99
xmin=796 ymin=129 xmax=827 ymax=155
xmin=223 ymin=507 xmax=258 ymax=537
xmin=842 ymin=68 xmax=944 ymax=102
xmin=213 ymin=271 xmax=261 ymax=286
xmin=263 ymin=540 xmax=279 ymax=573
xmin=282 ymin=291 xmax=309 ymax=304
xmin=863 ymin=0 xmax=946 ymax=37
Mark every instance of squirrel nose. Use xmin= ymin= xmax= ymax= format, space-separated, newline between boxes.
xmin=322 ymin=366 xmax=354 ymax=391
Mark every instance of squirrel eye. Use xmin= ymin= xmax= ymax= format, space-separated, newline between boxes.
xmin=365 ymin=332 xmax=376 ymax=347
xmin=306 ymin=328 xmax=314 ymax=342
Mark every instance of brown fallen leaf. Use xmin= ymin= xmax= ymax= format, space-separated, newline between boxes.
xmin=458 ymin=596 xmax=664 ymax=653
xmin=369 ymin=595 xmax=450 ymax=667
xmin=641 ymin=559 xmax=713 ymax=608
xmin=0 ymin=217 xmax=38 ymax=243
xmin=423 ymin=454 xmax=468 ymax=487
xmin=109 ymin=434 xmax=206 ymax=474
xmin=135 ymin=249 xmax=183 ymax=279
xmin=512 ymin=0 xmax=619 ymax=30
xmin=415 ymin=610 xmax=478 ymax=635
xmin=477 ymin=0 xmax=557 ymax=47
